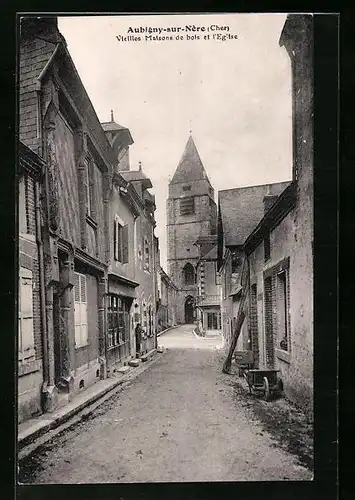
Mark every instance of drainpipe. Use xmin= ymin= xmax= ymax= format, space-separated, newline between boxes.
xmin=35 ymin=177 xmax=49 ymax=387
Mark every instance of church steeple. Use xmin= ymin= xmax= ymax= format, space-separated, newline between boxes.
xmin=170 ymin=136 xmax=211 ymax=185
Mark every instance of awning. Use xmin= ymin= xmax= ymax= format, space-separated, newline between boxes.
xmin=108 ymin=272 xmax=139 ymax=298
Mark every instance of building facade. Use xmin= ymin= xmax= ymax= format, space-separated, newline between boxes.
xmin=18 ymin=143 xmax=46 ymax=423
xmin=219 ymin=14 xmax=314 ymax=415
xmin=243 ymin=14 xmax=314 ymax=413
xmin=18 ymin=16 xmax=158 ymax=423
xmin=167 ymin=136 xmax=217 ymax=324
xmin=218 ymin=182 xmax=290 ymax=347
xmin=194 ymin=236 xmax=221 ymax=332
xmin=119 ymin=165 xmax=158 ymax=355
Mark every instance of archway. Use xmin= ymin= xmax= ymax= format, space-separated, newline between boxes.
xmin=184 ymin=295 xmax=194 ymax=324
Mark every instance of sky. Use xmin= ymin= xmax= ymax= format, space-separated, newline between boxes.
xmin=58 ymin=14 xmax=292 ymax=272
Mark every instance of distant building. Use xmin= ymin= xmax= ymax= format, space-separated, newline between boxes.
xmin=194 ymin=235 xmax=221 ymax=331
xmin=101 ymin=113 xmax=140 ymax=370
xmin=119 ymin=163 xmax=158 ymax=355
xmin=167 ymin=136 xmax=217 ymax=324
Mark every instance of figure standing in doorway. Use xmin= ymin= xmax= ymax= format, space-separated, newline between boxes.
xmin=135 ymin=323 xmax=143 ymax=358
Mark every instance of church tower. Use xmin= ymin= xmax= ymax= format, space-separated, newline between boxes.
xmin=167 ymin=136 xmax=217 ymax=324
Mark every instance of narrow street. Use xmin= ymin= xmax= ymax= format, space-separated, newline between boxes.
xmin=19 ymin=326 xmax=312 ymax=483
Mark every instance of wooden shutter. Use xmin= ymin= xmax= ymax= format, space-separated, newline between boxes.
xmin=19 ymin=268 xmax=35 ymax=361
xmin=113 ymin=219 xmax=118 ymax=261
xmin=80 ymin=274 xmax=88 ymax=346
xmin=74 ymin=272 xmax=81 ymax=347
xmin=122 ymin=224 xmax=129 ymax=264
xmin=74 ymin=272 xmax=88 ymax=347
xmin=88 ymin=161 xmax=96 ymax=220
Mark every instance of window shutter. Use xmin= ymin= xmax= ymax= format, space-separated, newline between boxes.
xmin=122 ymin=225 xmax=129 ymax=264
xmin=88 ymin=161 xmax=96 ymax=220
xmin=19 ymin=269 xmax=35 ymax=358
xmin=74 ymin=272 xmax=88 ymax=347
xmin=114 ymin=220 xmax=117 ymax=261
xmin=80 ymin=275 xmax=88 ymax=346
xmin=74 ymin=272 xmax=81 ymax=346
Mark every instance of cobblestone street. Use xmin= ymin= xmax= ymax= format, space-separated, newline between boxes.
xmin=19 ymin=326 xmax=312 ymax=483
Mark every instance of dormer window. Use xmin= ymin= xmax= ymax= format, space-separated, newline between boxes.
xmin=183 ymin=185 xmax=191 ymax=192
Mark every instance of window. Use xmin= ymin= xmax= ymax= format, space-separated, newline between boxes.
xmin=84 ymin=159 xmax=96 ymax=220
xmin=264 ymin=232 xmax=271 ymax=261
xmin=264 ymin=276 xmax=275 ymax=367
xmin=19 ymin=174 xmax=35 ymax=235
xmin=18 ymin=267 xmax=36 ymax=362
xmin=277 ymin=270 xmax=289 ymax=352
xmin=231 ymin=252 xmax=241 ymax=273
xmin=107 ymin=295 xmax=128 ymax=348
xmin=183 ymin=263 xmax=195 ymax=285
xmin=114 ymin=216 xmax=129 ymax=263
xmin=182 ymin=185 xmax=191 ymax=192
xmin=180 ymin=197 xmax=195 ymax=215
xmin=74 ymin=272 xmax=88 ymax=348
xmin=144 ymin=238 xmax=150 ymax=272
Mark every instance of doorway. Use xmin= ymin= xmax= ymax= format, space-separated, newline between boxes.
xmin=207 ymin=312 xmax=218 ymax=330
xmin=184 ymin=296 xmax=194 ymax=324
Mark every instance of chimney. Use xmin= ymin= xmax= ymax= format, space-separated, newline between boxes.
xmin=263 ymin=195 xmax=279 ymax=214
xmin=110 ymin=109 xmax=114 ymax=122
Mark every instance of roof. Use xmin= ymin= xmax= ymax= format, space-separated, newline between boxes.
xmin=120 ymin=170 xmax=153 ymax=189
xmin=219 ymin=181 xmax=291 ymax=246
xmin=243 ymin=182 xmax=297 ymax=255
xmin=101 ymin=121 xmax=128 ymax=132
xmin=201 ymin=244 xmax=218 ymax=261
xmin=170 ymin=136 xmax=211 ymax=185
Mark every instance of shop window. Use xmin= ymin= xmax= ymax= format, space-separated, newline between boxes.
xmin=180 ymin=197 xmax=195 ymax=215
xmin=18 ymin=267 xmax=36 ymax=362
xmin=74 ymin=272 xmax=88 ymax=348
xmin=107 ymin=295 xmax=129 ymax=348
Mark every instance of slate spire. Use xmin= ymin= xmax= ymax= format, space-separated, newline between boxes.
xmin=170 ymin=136 xmax=210 ymax=185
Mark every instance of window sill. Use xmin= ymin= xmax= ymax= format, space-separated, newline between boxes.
xmin=18 ymin=358 xmax=41 ymax=376
xmin=275 ymin=348 xmax=290 ymax=364
xmin=75 ymin=343 xmax=89 ymax=351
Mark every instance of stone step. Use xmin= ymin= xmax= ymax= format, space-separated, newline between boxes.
xmin=116 ymin=365 xmax=131 ymax=374
xmin=128 ymin=359 xmax=141 ymax=367
xmin=140 ymin=349 xmax=157 ymax=362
